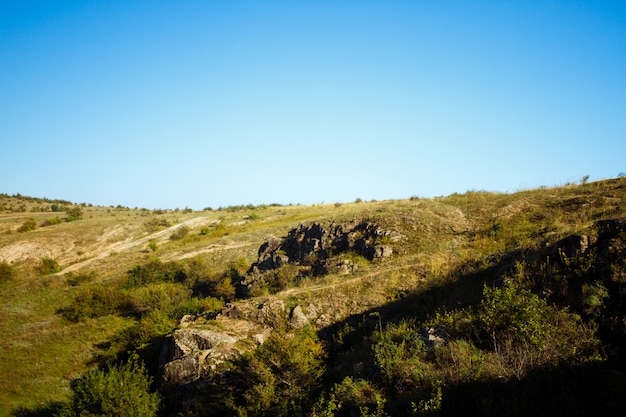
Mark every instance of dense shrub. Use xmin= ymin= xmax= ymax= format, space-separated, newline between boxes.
xmin=129 ymin=283 xmax=223 ymax=319
xmin=144 ymin=218 xmax=172 ymax=232
xmin=232 ymin=328 xmax=326 ymax=417
xmin=476 ymin=284 xmax=554 ymax=351
xmin=126 ymin=259 xmax=186 ymax=288
xmin=36 ymin=258 xmax=60 ymax=275
xmin=169 ymin=225 xmax=190 ymax=240
xmin=58 ymin=356 xmax=160 ymax=417
xmin=66 ymin=207 xmax=83 ymax=222
xmin=41 ymin=216 xmax=64 ymax=227
xmin=17 ymin=218 xmax=37 ymax=232
xmin=0 ymin=260 xmax=16 ymax=282
xmin=64 ymin=270 xmax=97 ymax=286
xmin=62 ymin=286 xmax=132 ymax=322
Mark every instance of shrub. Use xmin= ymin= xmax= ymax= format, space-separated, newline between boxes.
xmin=234 ymin=328 xmax=326 ymax=417
xmin=36 ymin=258 xmax=60 ymax=275
xmin=0 ymin=260 xmax=16 ymax=282
xmin=66 ymin=207 xmax=83 ymax=221
xmin=144 ymin=218 xmax=172 ymax=232
xmin=330 ymin=377 xmax=388 ymax=417
xmin=17 ymin=218 xmax=37 ymax=232
xmin=126 ymin=259 xmax=186 ymax=288
xmin=115 ymin=309 xmax=175 ymax=352
xmin=65 ymin=271 xmax=97 ymax=287
xmin=476 ymin=284 xmax=553 ymax=351
xmin=170 ymin=225 xmax=190 ymax=240
xmin=61 ymin=286 xmax=132 ymax=322
xmin=373 ymin=320 xmax=428 ymax=390
xmin=58 ymin=356 xmax=160 ymax=417
xmin=41 ymin=216 xmax=63 ymax=227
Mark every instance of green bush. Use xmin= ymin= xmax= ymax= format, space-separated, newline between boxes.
xmin=57 ymin=356 xmax=160 ymax=417
xmin=144 ymin=218 xmax=172 ymax=232
xmin=17 ymin=218 xmax=37 ymax=232
xmin=115 ymin=309 xmax=175 ymax=352
xmin=126 ymin=259 xmax=186 ymax=288
xmin=36 ymin=258 xmax=60 ymax=275
xmin=233 ymin=328 xmax=326 ymax=417
xmin=476 ymin=284 xmax=554 ymax=351
xmin=330 ymin=377 xmax=389 ymax=417
xmin=170 ymin=225 xmax=190 ymax=240
xmin=64 ymin=271 xmax=97 ymax=287
xmin=66 ymin=207 xmax=83 ymax=222
xmin=62 ymin=286 xmax=132 ymax=322
xmin=373 ymin=320 xmax=428 ymax=390
xmin=0 ymin=260 xmax=16 ymax=282
xmin=41 ymin=216 xmax=64 ymax=227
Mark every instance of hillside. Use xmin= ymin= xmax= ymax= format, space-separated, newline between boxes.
xmin=1 ymin=178 xmax=626 ymax=416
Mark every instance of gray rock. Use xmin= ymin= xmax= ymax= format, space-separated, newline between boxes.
xmin=372 ymin=245 xmax=393 ymax=259
xmin=289 ymin=305 xmax=309 ymax=329
xmin=418 ymin=325 xmax=450 ymax=349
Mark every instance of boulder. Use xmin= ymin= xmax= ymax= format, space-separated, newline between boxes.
xmin=159 ymin=317 xmax=272 ymax=388
xmin=372 ymin=245 xmax=393 ymax=259
xmin=418 ymin=325 xmax=450 ymax=349
xmin=550 ymin=234 xmax=595 ymax=260
xmin=289 ymin=305 xmax=309 ymax=329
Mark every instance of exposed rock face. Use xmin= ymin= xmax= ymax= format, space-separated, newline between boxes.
xmin=159 ymin=316 xmax=271 ymax=388
xmin=221 ymin=298 xmax=287 ymax=327
xmin=239 ymin=221 xmax=399 ymax=296
xmin=252 ymin=221 xmax=397 ymax=273
xmin=547 ymin=219 xmax=626 ymax=284
xmin=550 ymin=234 xmax=597 ymax=260
xmin=595 ymin=219 xmax=626 ymax=283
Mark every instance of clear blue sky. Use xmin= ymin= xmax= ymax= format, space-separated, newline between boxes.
xmin=2 ymin=1 xmax=625 ymax=209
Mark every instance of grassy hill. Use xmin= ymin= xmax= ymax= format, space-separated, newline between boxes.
xmin=1 ymin=178 xmax=626 ymax=416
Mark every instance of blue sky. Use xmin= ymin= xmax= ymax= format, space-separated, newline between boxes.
xmin=1 ymin=1 xmax=625 ymax=209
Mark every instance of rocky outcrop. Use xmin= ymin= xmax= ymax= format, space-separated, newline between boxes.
xmin=238 ymin=221 xmax=399 ymax=296
xmin=159 ymin=316 xmax=271 ymax=388
xmin=549 ymin=234 xmax=597 ymax=261
xmin=418 ymin=325 xmax=450 ymax=349
xmin=594 ymin=219 xmax=626 ymax=283
xmin=159 ymin=220 xmax=401 ymax=389
xmin=252 ymin=221 xmax=397 ymax=273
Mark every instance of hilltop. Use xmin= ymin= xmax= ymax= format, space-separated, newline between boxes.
xmin=1 ymin=178 xmax=626 ymax=416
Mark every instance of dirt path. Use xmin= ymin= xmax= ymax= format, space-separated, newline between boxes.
xmin=278 ymin=260 xmax=421 ymax=297
xmin=58 ymin=217 xmax=215 ymax=274
xmin=161 ymin=241 xmax=255 ymax=262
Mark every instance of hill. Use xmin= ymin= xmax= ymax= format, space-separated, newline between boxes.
xmin=1 ymin=178 xmax=626 ymax=416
